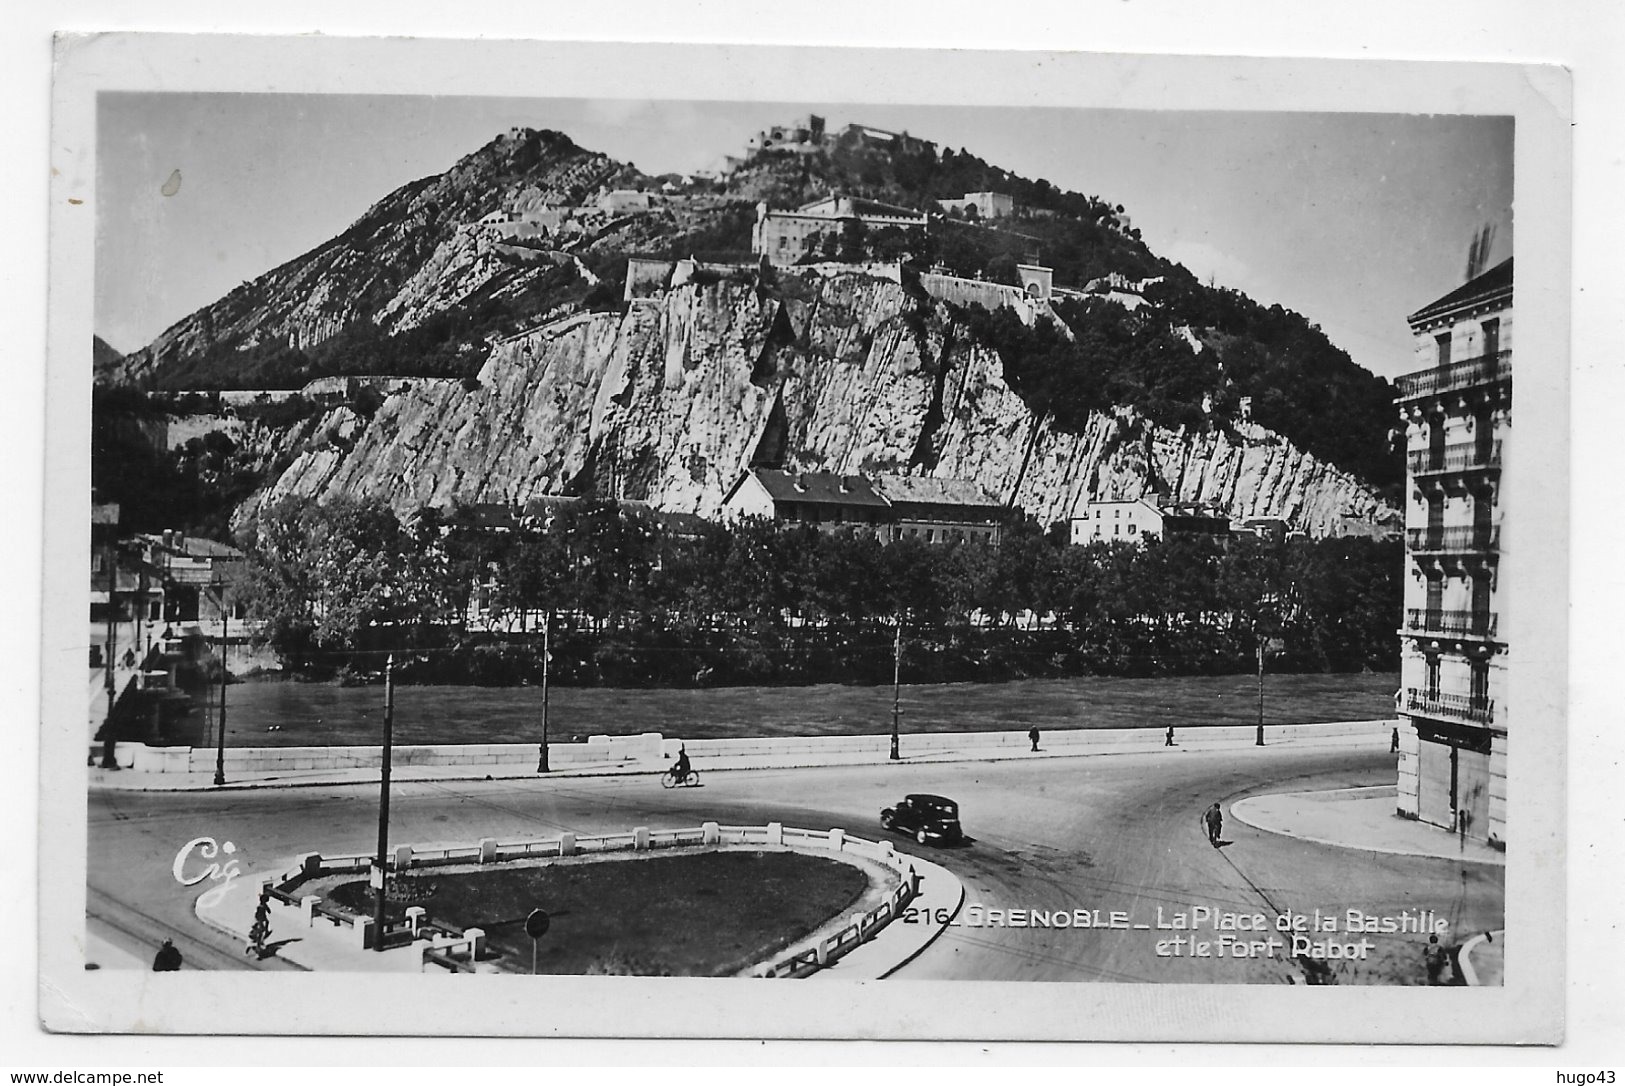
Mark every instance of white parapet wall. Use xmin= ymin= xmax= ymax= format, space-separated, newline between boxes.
xmin=118 ymin=720 xmax=1395 ymax=775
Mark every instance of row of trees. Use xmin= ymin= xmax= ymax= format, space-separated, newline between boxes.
xmin=237 ymin=496 xmax=1401 ymax=686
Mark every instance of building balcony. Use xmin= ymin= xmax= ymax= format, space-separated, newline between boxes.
xmin=1404 ymin=608 xmax=1498 ymax=638
xmin=1404 ymin=688 xmax=1496 ymax=728
xmin=1406 ymin=525 xmax=1499 ymax=555
xmin=1396 ymin=350 xmax=1512 ymax=401
xmin=1409 ymin=440 xmax=1502 ymax=477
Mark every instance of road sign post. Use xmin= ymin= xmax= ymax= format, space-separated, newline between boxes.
xmin=525 ymin=908 xmax=550 ymax=974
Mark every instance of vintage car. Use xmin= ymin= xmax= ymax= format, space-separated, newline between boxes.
xmin=880 ymin=793 xmax=963 ymax=846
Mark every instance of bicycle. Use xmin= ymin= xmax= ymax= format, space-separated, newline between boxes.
xmin=660 ymin=767 xmax=701 ymax=788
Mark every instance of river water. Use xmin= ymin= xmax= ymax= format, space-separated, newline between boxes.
xmin=201 ymin=672 xmax=1399 ymax=748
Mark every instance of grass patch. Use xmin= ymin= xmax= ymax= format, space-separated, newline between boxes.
xmin=324 ymin=849 xmax=871 ymax=976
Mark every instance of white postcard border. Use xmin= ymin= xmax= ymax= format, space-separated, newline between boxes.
xmin=42 ymin=33 xmax=1571 ymax=1043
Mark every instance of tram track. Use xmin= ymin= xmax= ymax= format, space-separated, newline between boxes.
xmin=85 ymin=883 xmax=304 ymax=971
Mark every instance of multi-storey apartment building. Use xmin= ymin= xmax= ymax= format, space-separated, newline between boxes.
xmin=1394 ymin=256 xmax=1512 ymax=848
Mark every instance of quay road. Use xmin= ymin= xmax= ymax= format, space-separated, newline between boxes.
xmin=86 ymin=742 xmax=1502 ymax=983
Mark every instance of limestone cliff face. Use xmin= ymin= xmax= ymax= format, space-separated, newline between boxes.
xmin=243 ymin=271 xmax=1396 ymax=536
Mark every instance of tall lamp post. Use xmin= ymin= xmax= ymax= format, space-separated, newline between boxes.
xmin=372 ymin=654 xmax=395 ymax=951
xmin=889 ymin=616 xmax=903 ymax=761
xmin=536 ymin=609 xmax=552 ymax=773
xmin=214 ymin=584 xmax=230 ymax=786
xmin=1255 ymin=640 xmax=1266 ymax=747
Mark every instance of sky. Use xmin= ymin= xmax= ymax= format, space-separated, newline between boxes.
xmin=96 ymin=94 xmax=1513 ymax=381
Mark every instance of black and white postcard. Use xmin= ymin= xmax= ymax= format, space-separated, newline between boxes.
xmin=40 ymin=32 xmax=1572 ymax=1043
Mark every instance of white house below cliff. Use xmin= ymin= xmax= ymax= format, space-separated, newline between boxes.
xmin=1070 ymin=498 xmax=1231 ymax=545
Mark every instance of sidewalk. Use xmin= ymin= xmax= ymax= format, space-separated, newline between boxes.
xmin=1229 ymin=786 xmax=1506 ymax=866
xmin=88 ymin=721 xmax=1389 ymax=793
xmin=1459 ymin=929 xmax=1505 ymax=985
xmin=84 ymin=930 xmax=154 ymax=972
xmin=806 ymin=851 xmax=964 ymax=981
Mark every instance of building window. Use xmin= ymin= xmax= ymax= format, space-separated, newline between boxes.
xmin=1128 ymin=524 xmax=1137 ymax=535
xmin=1424 ymin=656 xmax=1441 ymax=699
xmin=1435 ymin=332 xmax=1452 ymax=366
xmin=1114 ymin=525 xmax=1120 ymax=536
xmin=1482 ymin=318 xmax=1500 ymax=357
xmin=1470 ymin=661 xmax=1491 ymax=710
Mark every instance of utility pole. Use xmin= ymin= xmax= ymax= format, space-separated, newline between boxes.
xmin=536 ymin=609 xmax=551 ymax=773
xmin=214 ymin=587 xmax=229 ymax=786
xmin=889 ymin=617 xmax=903 ymax=761
xmin=372 ymin=654 xmax=395 ymax=951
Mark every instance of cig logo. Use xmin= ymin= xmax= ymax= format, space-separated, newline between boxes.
xmin=172 ymin=836 xmax=241 ymax=908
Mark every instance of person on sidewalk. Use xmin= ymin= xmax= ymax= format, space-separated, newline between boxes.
xmin=1423 ymin=934 xmax=1450 ymax=985
xmin=1028 ymin=727 xmax=1040 ymax=752
xmin=1391 ymin=726 xmax=1400 ymax=753
xmin=1165 ymin=725 xmax=1175 ymax=747
xmin=1202 ymin=801 xmax=1224 ymax=846
xmin=152 ymin=939 xmax=182 ymax=971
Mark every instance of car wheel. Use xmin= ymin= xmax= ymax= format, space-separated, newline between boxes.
xmin=881 ymin=813 xmax=894 ymax=831
xmin=915 ymin=829 xmax=929 ymax=845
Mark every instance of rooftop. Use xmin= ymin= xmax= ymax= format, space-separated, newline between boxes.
xmin=747 ymin=469 xmax=888 ymax=507
xmin=1407 ymin=257 xmax=1513 ymax=329
xmin=140 ymin=533 xmax=246 ymax=560
xmin=869 ymin=475 xmax=1002 ymax=509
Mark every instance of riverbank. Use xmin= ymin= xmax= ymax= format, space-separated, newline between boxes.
xmin=194 ymin=672 xmax=1397 ymax=747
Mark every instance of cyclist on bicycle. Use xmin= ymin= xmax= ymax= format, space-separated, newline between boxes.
xmin=671 ymin=745 xmax=692 ymax=784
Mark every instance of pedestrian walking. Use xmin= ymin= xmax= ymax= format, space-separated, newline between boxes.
xmin=1165 ymin=725 xmax=1175 ymax=747
xmin=152 ymin=938 xmax=183 ymax=971
xmin=1028 ymin=726 xmax=1040 ymax=752
xmin=1391 ymin=726 xmax=1400 ymax=753
xmin=1202 ymin=801 xmax=1224 ymax=846
xmin=1423 ymin=934 xmax=1450 ymax=985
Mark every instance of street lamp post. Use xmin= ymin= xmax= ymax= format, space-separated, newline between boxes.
xmin=1255 ymin=641 xmax=1266 ymax=747
xmin=536 ymin=609 xmax=551 ymax=773
xmin=372 ymin=654 xmax=395 ymax=951
xmin=889 ymin=617 xmax=903 ymax=761
xmin=214 ymin=592 xmax=229 ymax=786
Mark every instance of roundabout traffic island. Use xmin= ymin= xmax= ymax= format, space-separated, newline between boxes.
xmin=313 ymin=849 xmax=872 ymax=976
xmin=219 ymin=822 xmax=951 ymax=977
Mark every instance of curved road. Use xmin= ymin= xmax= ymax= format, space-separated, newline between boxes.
xmin=87 ymin=742 xmax=1502 ymax=983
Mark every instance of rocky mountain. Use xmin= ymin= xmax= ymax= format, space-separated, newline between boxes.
xmin=92 ymin=335 xmax=125 ymax=385
xmin=101 ymin=121 xmax=1401 ymax=536
xmin=241 ymin=271 xmax=1393 ymax=536
xmin=105 ymin=129 xmax=639 ymax=390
